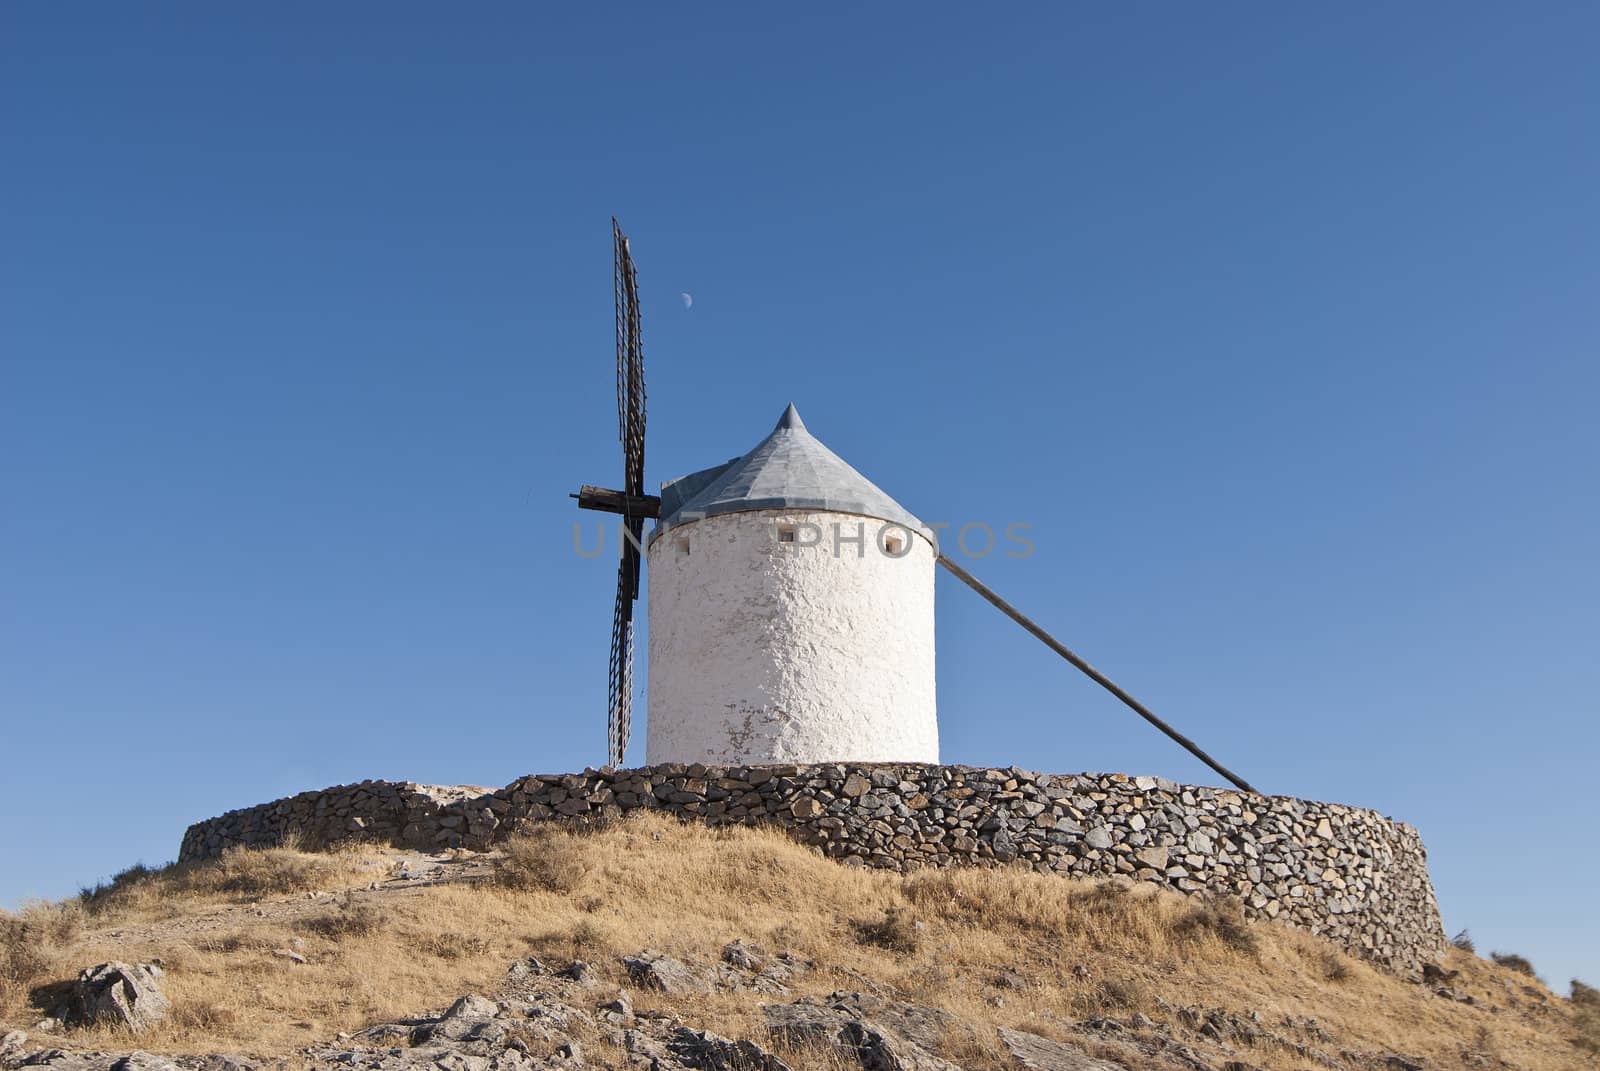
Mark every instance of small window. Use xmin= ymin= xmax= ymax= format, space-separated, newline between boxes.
xmin=778 ymin=524 xmax=797 ymax=543
xmin=676 ymin=536 xmax=691 ymax=556
xmin=882 ymin=530 xmax=907 ymax=556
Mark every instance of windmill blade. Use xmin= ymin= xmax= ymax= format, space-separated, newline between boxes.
xmin=614 ymin=218 xmax=647 ymax=502
xmin=606 ymin=218 xmax=647 ymax=765
xmin=606 ymin=549 xmax=637 ymax=769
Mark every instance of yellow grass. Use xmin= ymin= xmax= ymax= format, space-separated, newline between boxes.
xmin=1 ymin=814 xmax=1592 ymax=1070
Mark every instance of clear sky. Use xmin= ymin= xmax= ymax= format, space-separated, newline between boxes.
xmin=3 ymin=4 xmax=1596 ymax=991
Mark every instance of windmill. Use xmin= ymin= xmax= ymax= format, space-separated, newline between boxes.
xmin=573 ymin=220 xmax=1256 ymax=793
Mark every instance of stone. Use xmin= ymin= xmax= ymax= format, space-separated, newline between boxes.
xmin=998 ymin=1028 xmax=1124 ymax=1070
xmin=110 ymin=1054 xmax=181 ymax=1071
xmin=71 ymin=962 xmax=170 ymax=1033
xmin=505 ymin=955 xmax=548 ymax=983
xmin=664 ymin=1027 xmax=794 ymax=1071
xmin=1133 ymin=846 xmax=1169 ymax=871
xmin=722 ymin=940 xmax=763 ymax=971
xmin=764 ymin=992 xmax=961 ymax=1071
xmin=442 ymin=993 xmax=500 ymax=1021
xmin=790 ymin=797 xmax=824 ymax=819
xmin=623 ymin=951 xmax=708 ymax=995
xmin=562 ymin=960 xmax=598 ymax=985
xmin=598 ymin=995 xmax=634 ymax=1025
xmin=1085 ymin=827 xmax=1115 ymax=850
xmin=992 ymin=969 xmax=1029 ymax=990
xmin=841 ymin=774 xmax=872 ymax=798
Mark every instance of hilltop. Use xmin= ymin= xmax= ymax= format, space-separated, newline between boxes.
xmin=3 ymin=814 xmax=1595 ymax=1070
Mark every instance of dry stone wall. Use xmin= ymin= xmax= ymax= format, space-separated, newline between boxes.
xmin=179 ymin=763 xmax=1445 ymax=973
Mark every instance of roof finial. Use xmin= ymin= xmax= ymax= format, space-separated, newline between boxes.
xmin=775 ymin=403 xmax=806 ymax=432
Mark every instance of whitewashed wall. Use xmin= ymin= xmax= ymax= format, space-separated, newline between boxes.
xmin=645 ymin=509 xmax=937 ymax=765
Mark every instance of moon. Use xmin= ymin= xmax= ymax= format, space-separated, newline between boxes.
xmin=681 ymin=292 xmax=693 ymax=309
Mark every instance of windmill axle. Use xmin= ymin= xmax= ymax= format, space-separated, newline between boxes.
xmin=573 ymin=484 xmax=661 ymax=518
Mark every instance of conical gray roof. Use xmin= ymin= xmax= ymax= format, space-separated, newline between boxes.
xmin=651 ymin=404 xmax=930 ymax=542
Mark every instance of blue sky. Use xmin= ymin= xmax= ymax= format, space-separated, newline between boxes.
xmin=2 ymin=4 xmax=1596 ymax=990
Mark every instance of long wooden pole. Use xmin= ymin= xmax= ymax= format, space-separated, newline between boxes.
xmin=936 ymin=554 xmax=1260 ymax=795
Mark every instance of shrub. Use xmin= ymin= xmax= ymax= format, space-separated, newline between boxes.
xmin=495 ymin=830 xmax=592 ymax=893
xmin=171 ymin=999 xmax=239 ymax=1031
xmin=0 ymin=902 xmax=82 ymax=1009
xmin=1573 ymin=990 xmax=1600 ymax=1056
xmin=79 ymin=863 xmax=162 ymax=915
xmin=1097 ymin=974 xmax=1149 ymax=1010
xmin=421 ymin=932 xmax=492 ymax=960
xmin=297 ymin=900 xmax=385 ymax=940
xmin=1172 ymin=901 xmax=1259 ymax=956
xmin=852 ymin=906 xmax=922 ymax=953
xmin=79 ymin=847 xmax=347 ymax=920
xmin=213 ymin=846 xmax=342 ymax=897
xmin=1490 ymin=951 xmax=1537 ymax=978
xmin=1317 ymin=948 xmax=1352 ymax=983
xmin=1450 ymin=929 xmax=1475 ymax=953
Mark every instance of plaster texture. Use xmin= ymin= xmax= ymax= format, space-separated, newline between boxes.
xmin=645 ymin=509 xmax=937 ymax=765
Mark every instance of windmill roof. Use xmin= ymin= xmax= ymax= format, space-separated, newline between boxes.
xmin=651 ymin=404 xmax=931 ymax=543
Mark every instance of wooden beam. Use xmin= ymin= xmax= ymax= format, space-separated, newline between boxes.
xmin=573 ymin=485 xmax=662 ymax=518
xmin=936 ymin=554 xmax=1260 ymax=795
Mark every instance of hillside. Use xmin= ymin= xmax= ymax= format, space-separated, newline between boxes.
xmin=3 ymin=814 xmax=1594 ymax=1071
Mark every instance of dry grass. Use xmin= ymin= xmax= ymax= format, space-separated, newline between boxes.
xmin=2 ymin=814 xmax=1592 ymax=1071
xmin=493 ymin=827 xmax=592 ymax=893
xmin=79 ymin=844 xmax=368 ymax=921
xmin=1571 ymin=979 xmax=1600 ymax=1055
xmin=0 ymin=901 xmax=83 ymax=1010
xmin=295 ymin=899 xmax=386 ymax=940
xmin=850 ymin=905 xmax=921 ymax=953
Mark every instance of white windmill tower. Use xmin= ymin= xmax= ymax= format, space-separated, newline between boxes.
xmin=575 ymin=221 xmax=1258 ymax=791
xmin=645 ymin=402 xmax=937 ymax=764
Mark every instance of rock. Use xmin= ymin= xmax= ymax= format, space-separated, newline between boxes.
xmin=0 ymin=1032 xmax=25 ymax=1057
xmin=562 ymin=960 xmax=598 ymax=985
xmin=998 ymin=1028 xmax=1125 ymax=1070
xmin=623 ymin=951 xmax=708 ymax=995
xmin=109 ymin=1055 xmax=180 ymax=1071
xmin=664 ymin=1027 xmax=793 ymax=1071
xmin=1085 ymin=827 xmax=1115 ymax=850
xmin=190 ymin=1057 xmax=258 ymax=1071
xmin=443 ymin=993 xmax=501 ymax=1021
xmin=71 ymin=963 xmax=171 ymax=1033
xmin=722 ymin=940 xmax=763 ymax=971
xmin=764 ymin=992 xmax=962 ymax=1071
xmin=841 ymin=774 xmax=872 ymax=798
xmin=506 ymin=956 xmax=549 ymax=984
xmin=598 ymin=995 xmax=634 ymax=1026
xmin=791 ymin=797 xmax=824 ymax=819
xmin=271 ymin=949 xmax=306 ymax=964
xmin=1420 ymin=962 xmax=1457 ymax=985
xmin=993 ymin=969 xmax=1029 ymax=990
xmin=1133 ymin=846 xmax=1169 ymax=871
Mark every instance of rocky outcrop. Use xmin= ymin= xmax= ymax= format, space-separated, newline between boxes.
xmin=69 ymin=963 xmax=170 ymax=1033
xmin=0 ymin=948 xmax=1455 ymax=1071
xmin=179 ymin=763 xmax=1445 ymax=972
